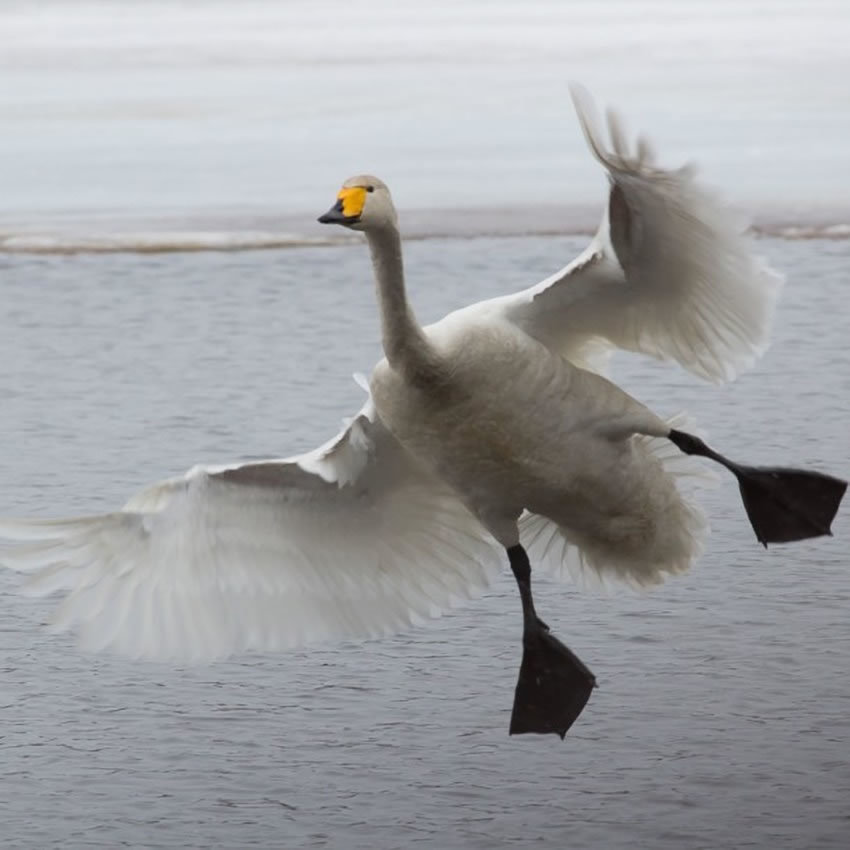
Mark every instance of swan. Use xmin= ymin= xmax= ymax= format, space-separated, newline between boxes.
xmin=0 ymin=87 xmax=845 ymax=739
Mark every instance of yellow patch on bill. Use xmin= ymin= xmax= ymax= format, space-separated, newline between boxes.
xmin=337 ymin=186 xmax=367 ymax=218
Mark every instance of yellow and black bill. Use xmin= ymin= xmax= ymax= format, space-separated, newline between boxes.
xmin=318 ymin=186 xmax=367 ymax=225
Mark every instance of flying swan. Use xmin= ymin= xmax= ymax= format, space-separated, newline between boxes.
xmin=0 ymin=87 xmax=845 ymax=738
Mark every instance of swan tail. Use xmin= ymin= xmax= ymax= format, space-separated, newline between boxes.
xmin=520 ymin=413 xmax=714 ymax=589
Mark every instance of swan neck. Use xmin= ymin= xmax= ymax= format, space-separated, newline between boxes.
xmin=366 ymin=224 xmax=439 ymax=380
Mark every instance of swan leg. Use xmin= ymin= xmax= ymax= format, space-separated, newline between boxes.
xmin=668 ymin=430 xmax=847 ymax=546
xmin=506 ymin=544 xmax=596 ymax=739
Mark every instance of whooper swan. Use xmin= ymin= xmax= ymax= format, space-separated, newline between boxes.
xmin=0 ymin=87 xmax=845 ymax=738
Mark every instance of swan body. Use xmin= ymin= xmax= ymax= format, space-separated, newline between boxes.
xmin=0 ymin=87 xmax=807 ymax=676
xmin=370 ymin=315 xmax=694 ymax=574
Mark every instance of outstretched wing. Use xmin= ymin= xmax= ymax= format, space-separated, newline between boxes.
xmin=501 ymin=84 xmax=783 ymax=381
xmin=0 ymin=399 xmax=501 ymax=661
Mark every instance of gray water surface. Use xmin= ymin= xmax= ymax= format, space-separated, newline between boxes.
xmin=1 ymin=236 xmax=849 ymax=849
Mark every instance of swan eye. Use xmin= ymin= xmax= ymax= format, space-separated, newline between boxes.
xmin=366 ymin=185 xmax=375 ymax=193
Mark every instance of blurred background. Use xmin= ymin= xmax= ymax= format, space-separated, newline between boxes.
xmin=2 ymin=0 xmax=849 ymax=250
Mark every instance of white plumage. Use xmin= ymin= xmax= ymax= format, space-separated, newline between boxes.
xmin=0 ymin=86 xmax=783 ymax=663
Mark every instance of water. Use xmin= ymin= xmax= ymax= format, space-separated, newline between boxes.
xmin=1 ymin=1 xmax=849 ymax=845
xmin=1 ymin=236 xmax=849 ymax=849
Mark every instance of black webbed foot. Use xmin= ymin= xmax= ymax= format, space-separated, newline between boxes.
xmin=733 ymin=465 xmax=846 ymax=546
xmin=510 ymin=618 xmax=596 ymax=739
xmin=506 ymin=544 xmax=595 ymax=738
xmin=668 ymin=430 xmax=847 ymax=546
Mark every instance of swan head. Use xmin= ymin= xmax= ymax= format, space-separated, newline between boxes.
xmin=317 ymin=175 xmax=395 ymax=232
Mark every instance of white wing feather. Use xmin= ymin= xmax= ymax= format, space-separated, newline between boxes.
xmin=501 ymin=84 xmax=783 ymax=381
xmin=0 ymin=400 xmax=501 ymax=661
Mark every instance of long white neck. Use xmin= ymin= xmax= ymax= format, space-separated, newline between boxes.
xmin=366 ymin=224 xmax=441 ymax=383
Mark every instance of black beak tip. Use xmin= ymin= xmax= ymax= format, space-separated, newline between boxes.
xmin=318 ymin=198 xmax=348 ymax=225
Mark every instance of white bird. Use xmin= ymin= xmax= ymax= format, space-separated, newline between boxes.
xmin=0 ymin=87 xmax=845 ymax=738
